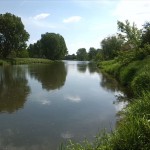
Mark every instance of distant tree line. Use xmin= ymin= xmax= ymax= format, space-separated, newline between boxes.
xmin=67 ymin=19 xmax=150 ymax=62
xmin=98 ymin=20 xmax=150 ymax=61
xmin=1 ymin=13 xmax=150 ymax=61
xmin=65 ymin=47 xmax=101 ymax=61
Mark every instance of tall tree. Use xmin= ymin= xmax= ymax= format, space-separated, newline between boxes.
xmin=0 ymin=13 xmax=29 ymax=58
xmin=28 ymin=40 xmax=42 ymax=58
xmin=76 ymin=48 xmax=87 ymax=61
xmin=40 ymin=33 xmax=68 ymax=60
xmin=88 ymin=47 xmax=97 ymax=60
xmin=141 ymin=22 xmax=150 ymax=47
xmin=101 ymin=36 xmax=123 ymax=60
xmin=117 ymin=20 xmax=141 ymax=49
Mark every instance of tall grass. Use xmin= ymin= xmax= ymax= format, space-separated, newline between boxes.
xmin=0 ymin=58 xmax=53 ymax=65
xmin=12 ymin=58 xmax=53 ymax=64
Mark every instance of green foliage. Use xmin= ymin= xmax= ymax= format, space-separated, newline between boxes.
xmin=135 ymin=44 xmax=150 ymax=60
xmin=98 ymin=54 xmax=150 ymax=96
xmin=98 ymin=59 xmax=122 ymax=77
xmin=141 ymin=22 xmax=150 ymax=47
xmin=117 ymin=20 xmax=142 ymax=49
xmin=88 ymin=47 xmax=97 ymax=60
xmin=131 ymin=71 xmax=150 ymax=96
xmin=12 ymin=58 xmax=52 ymax=65
xmin=117 ymin=50 xmax=136 ymax=65
xmin=28 ymin=40 xmax=42 ymax=58
xmin=101 ymin=36 xmax=123 ymax=60
xmin=76 ymin=48 xmax=87 ymax=61
xmin=0 ymin=13 xmax=29 ymax=58
xmin=111 ymin=92 xmax=150 ymax=150
xmin=119 ymin=62 xmax=138 ymax=85
xmin=17 ymin=49 xmax=29 ymax=58
xmin=28 ymin=33 xmax=68 ymax=60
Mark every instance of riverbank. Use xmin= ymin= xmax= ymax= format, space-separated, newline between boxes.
xmin=0 ymin=58 xmax=53 ymax=65
xmin=60 ymin=56 xmax=150 ymax=150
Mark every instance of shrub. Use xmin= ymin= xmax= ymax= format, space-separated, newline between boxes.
xmin=131 ymin=72 xmax=150 ymax=96
xmin=119 ymin=63 xmax=138 ymax=86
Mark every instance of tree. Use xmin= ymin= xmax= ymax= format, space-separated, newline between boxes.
xmin=141 ymin=22 xmax=150 ymax=47
xmin=117 ymin=20 xmax=141 ymax=49
xmin=0 ymin=13 xmax=29 ymax=58
xmin=76 ymin=48 xmax=87 ymax=61
xmin=65 ymin=54 xmax=76 ymax=60
xmin=28 ymin=40 xmax=42 ymax=58
xmin=40 ymin=32 xmax=68 ymax=60
xmin=88 ymin=47 xmax=97 ymax=60
xmin=101 ymin=36 xmax=123 ymax=60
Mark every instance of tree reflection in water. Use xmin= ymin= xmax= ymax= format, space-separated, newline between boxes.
xmin=28 ymin=62 xmax=67 ymax=91
xmin=0 ymin=66 xmax=30 ymax=113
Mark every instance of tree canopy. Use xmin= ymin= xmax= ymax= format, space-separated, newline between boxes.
xmin=0 ymin=13 xmax=29 ymax=58
xmin=117 ymin=20 xmax=141 ymax=49
xmin=141 ymin=22 xmax=150 ymax=47
xmin=76 ymin=48 xmax=87 ymax=61
xmin=28 ymin=33 xmax=68 ymax=60
xmin=88 ymin=47 xmax=97 ymax=60
xmin=101 ymin=36 xmax=123 ymax=60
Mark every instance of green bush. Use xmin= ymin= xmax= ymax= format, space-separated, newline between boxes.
xmin=131 ymin=72 xmax=150 ymax=96
xmin=119 ymin=64 xmax=138 ymax=86
xmin=17 ymin=49 xmax=29 ymax=58
xmin=117 ymin=50 xmax=136 ymax=65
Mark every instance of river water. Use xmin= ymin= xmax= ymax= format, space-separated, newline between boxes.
xmin=0 ymin=61 xmax=128 ymax=150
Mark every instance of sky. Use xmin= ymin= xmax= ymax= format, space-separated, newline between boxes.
xmin=0 ymin=0 xmax=150 ymax=54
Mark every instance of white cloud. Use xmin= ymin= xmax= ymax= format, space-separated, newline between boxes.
xmin=33 ymin=13 xmax=50 ymax=21
xmin=113 ymin=0 xmax=150 ymax=28
xmin=65 ymin=95 xmax=81 ymax=102
xmin=63 ymin=16 xmax=82 ymax=23
xmin=22 ymin=16 xmax=56 ymax=29
xmin=41 ymin=99 xmax=51 ymax=105
xmin=61 ymin=131 xmax=74 ymax=139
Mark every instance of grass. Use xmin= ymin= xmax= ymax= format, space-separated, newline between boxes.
xmin=0 ymin=58 xmax=53 ymax=65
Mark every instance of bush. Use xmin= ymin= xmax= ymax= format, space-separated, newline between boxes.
xmin=119 ymin=63 xmax=138 ymax=86
xmin=17 ymin=49 xmax=29 ymax=58
xmin=117 ymin=50 xmax=136 ymax=65
xmin=131 ymin=72 xmax=150 ymax=96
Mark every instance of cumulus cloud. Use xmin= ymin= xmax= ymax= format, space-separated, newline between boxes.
xmin=63 ymin=16 xmax=82 ymax=23
xmin=113 ymin=0 xmax=150 ymax=27
xmin=33 ymin=13 xmax=50 ymax=20
xmin=65 ymin=95 xmax=81 ymax=102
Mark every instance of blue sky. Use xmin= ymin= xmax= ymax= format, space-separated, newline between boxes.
xmin=0 ymin=0 xmax=150 ymax=54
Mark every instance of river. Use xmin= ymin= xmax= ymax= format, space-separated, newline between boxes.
xmin=0 ymin=61 xmax=128 ymax=150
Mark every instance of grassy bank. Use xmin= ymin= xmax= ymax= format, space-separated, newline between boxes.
xmin=0 ymin=58 xmax=53 ymax=65
xmin=60 ymin=56 xmax=150 ymax=150
xmin=98 ymin=55 xmax=150 ymax=96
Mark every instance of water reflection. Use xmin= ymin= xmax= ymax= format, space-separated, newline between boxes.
xmin=100 ymin=71 xmax=127 ymax=94
xmin=28 ymin=62 xmax=67 ymax=91
xmin=77 ymin=62 xmax=88 ymax=73
xmin=87 ymin=62 xmax=98 ymax=74
xmin=0 ymin=61 xmax=130 ymax=150
xmin=0 ymin=66 xmax=30 ymax=113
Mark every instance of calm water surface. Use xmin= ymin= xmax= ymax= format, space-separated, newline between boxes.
xmin=0 ymin=61 xmax=128 ymax=150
